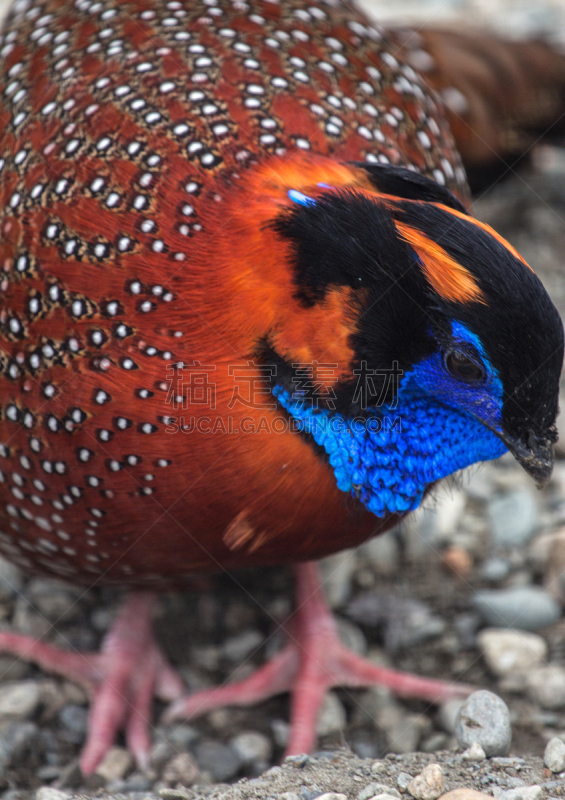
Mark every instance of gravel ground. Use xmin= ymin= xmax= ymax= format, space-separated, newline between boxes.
xmin=3 ymin=1 xmax=565 ymax=798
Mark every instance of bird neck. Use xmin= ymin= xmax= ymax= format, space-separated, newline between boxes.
xmin=196 ymin=152 xmax=374 ymax=375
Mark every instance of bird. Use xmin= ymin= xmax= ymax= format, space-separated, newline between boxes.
xmin=0 ymin=0 xmax=563 ymax=778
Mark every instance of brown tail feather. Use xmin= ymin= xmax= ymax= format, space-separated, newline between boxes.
xmin=399 ymin=29 xmax=565 ymax=189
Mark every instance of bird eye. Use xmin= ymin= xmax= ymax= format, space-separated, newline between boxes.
xmin=445 ymin=350 xmax=485 ymax=383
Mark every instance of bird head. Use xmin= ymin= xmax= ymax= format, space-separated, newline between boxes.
xmin=215 ymin=154 xmax=564 ymax=518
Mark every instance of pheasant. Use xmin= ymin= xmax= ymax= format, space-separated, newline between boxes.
xmin=0 ymin=0 xmax=562 ymax=776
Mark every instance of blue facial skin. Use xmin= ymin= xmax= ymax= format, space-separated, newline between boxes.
xmin=273 ymin=321 xmax=508 ymax=518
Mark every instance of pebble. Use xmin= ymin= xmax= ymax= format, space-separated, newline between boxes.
xmin=160 ymin=789 xmax=194 ymax=800
xmin=441 ymin=547 xmax=473 ymax=579
xmin=437 ymin=699 xmax=466 ymax=735
xmin=157 ymin=724 xmax=200 ymax=751
xmin=35 ymin=790 xmax=69 ymax=800
xmin=461 ymin=742 xmax=486 ymax=761
xmin=487 ymin=490 xmax=538 ymax=547
xmin=194 ymin=740 xmax=242 ymax=781
xmin=314 ymin=795 xmax=347 ymax=800
xmin=230 ymin=731 xmax=272 ymax=765
xmin=336 ymin=617 xmax=367 ymax=655
xmin=27 ymin=578 xmax=81 ymax=621
xmin=162 ymin=752 xmax=200 ymax=785
xmin=12 ymin=597 xmax=52 ymax=638
xmin=360 ymin=532 xmax=399 ymax=575
xmin=222 ymin=630 xmax=263 ymax=663
xmin=358 ymin=785 xmax=400 ymax=800
xmin=397 ymin=773 xmax=414 ymax=790
xmin=473 ymin=587 xmax=561 ymax=630
xmin=370 ymin=795 xmax=404 ymax=800
xmin=497 ymin=787 xmax=543 ymax=800
xmin=526 ymin=665 xmax=565 ymax=708
xmin=94 ymin=747 xmax=133 ymax=783
xmin=0 ymin=682 xmax=40 ymax=720
xmin=58 ymin=705 xmax=88 ymax=744
xmin=477 ymin=629 xmax=547 ymax=676
xmin=455 ymin=690 xmax=512 ymax=756
xmin=438 ymin=793 xmax=493 ymax=800
xmin=316 ymin=691 xmax=346 ymax=737
xmin=320 ymin=549 xmax=357 ymax=607
xmin=0 ymin=721 xmax=38 ymax=771
xmin=355 ymin=688 xmax=424 ymax=753
xmin=0 ymin=558 xmax=22 ymax=601
xmin=480 ymin=557 xmax=511 ymax=583
xmin=345 ymin=592 xmax=445 ymax=651
xmin=406 ymin=764 xmax=444 ymax=800
xmin=544 ymin=736 xmax=565 ymax=772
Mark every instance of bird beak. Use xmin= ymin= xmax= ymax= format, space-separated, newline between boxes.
xmin=495 ymin=430 xmax=555 ymax=488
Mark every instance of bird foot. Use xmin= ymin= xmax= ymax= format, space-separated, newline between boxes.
xmin=164 ymin=562 xmax=472 ymax=755
xmin=0 ymin=592 xmax=184 ymax=775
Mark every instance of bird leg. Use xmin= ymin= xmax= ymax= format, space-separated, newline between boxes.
xmin=0 ymin=591 xmax=184 ymax=775
xmin=165 ymin=561 xmax=472 ymax=755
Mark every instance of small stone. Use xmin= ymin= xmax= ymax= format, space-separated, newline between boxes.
xmin=358 ymin=785 xmax=400 ymax=800
xmin=230 ymin=731 xmax=272 ymax=765
xmin=0 ymin=721 xmax=38 ymax=770
xmin=279 ymin=794 xmax=300 ymax=800
xmin=407 ymin=764 xmax=444 ymax=800
xmin=0 ymin=558 xmax=22 ymax=601
xmin=284 ymin=753 xmax=309 ymax=767
xmin=369 ymin=795 xmax=404 ymax=800
xmin=27 ymin=578 xmax=81 ymax=621
xmin=473 ymin=586 xmax=560 ymax=630
xmin=35 ymin=790 xmax=69 ymax=800
xmin=58 ymin=705 xmax=88 ymax=744
xmin=360 ymin=533 xmax=399 ymax=575
xmin=480 ymin=558 xmax=511 ymax=583
xmin=12 ymin=597 xmax=51 ymax=638
xmin=461 ymin=742 xmax=486 ymax=761
xmin=438 ymin=698 xmax=466 ymax=734
xmin=0 ymin=656 xmax=30 ymax=682
xmin=478 ymin=629 xmax=547 ymax=677
xmin=316 ymin=691 xmax=346 ymax=736
xmin=160 ymin=789 xmax=193 ymax=800
xmin=371 ymin=761 xmax=387 ymax=774
xmin=544 ymin=528 xmax=565 ymax=603
xmin=56 ymin=758 xmax=83 ymax=790
xmin=488 ymin=490 xmax=538 ymax=547
xmin=336 ymin=617 xmax=367 ymax=655
xmin=421 ymin=733 xmax=449 ymax=753
xmin=527 ymin=665 xmax=565 ymax=708
xmin=314 ymin=795 xmax=347 ymax=800
xmin=438 ymin=792 xmax=493 ymax=800
xmin=0 ymin=682 xmax=40 ymax=720
xmin=162 ymin=752 xmax=200 ymax=785
xmin=222 ymin=630 xmax=263 ymax=663
xmin=397 ymin=773 xmax=414 ymax=790
xmin=441 ymin=547 xmax=473 ymax=579
xmin=498 ymin=787 xmax=543 ymax=800
xmin=94 ymin=746 xmax=133 ymax=782
xmin=354 ymin=687 xmax=425 ymax=753
xmin=455 ymin=690 xmax=512 ymax=756
xmin=194 ymin=740 xmax=241 ymax=781
xmin=544 ymin=736 xmax=565 ymax=772
xmin=320 ymin=549 xmax=357 ymax=607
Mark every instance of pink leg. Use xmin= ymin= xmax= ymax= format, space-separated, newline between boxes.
xmin=166 ymin=562 xmax=472 ymax=756
xmin=0 ymin=592 xmax=184 ymax=774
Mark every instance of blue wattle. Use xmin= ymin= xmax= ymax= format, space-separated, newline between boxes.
xmin=273 ymin=385 xmax=507 ymax=518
